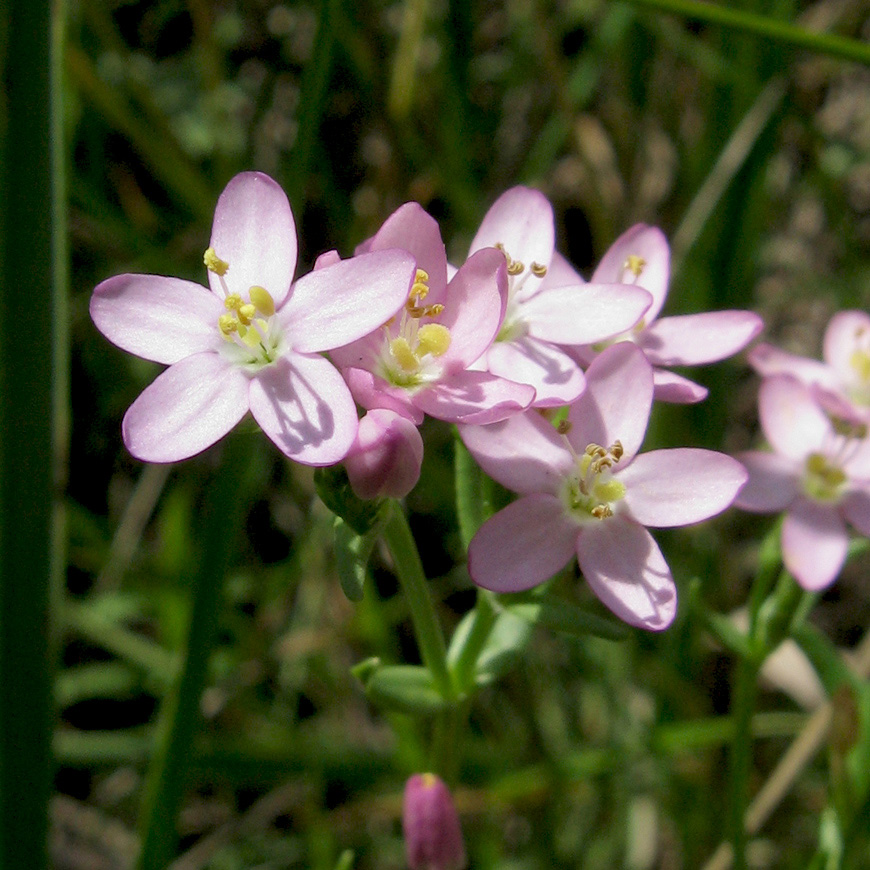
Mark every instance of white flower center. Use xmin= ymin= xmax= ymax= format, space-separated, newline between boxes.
xmin=561 ymin=439 xmax=627 ymax=522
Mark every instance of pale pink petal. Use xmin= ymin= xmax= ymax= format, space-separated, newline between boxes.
xmin=842 ymin=436 xmax=870 ymax=481
xmin=314 ymin=250 xmax=341 ymax=270
xmin=248 ymin=353 xmax=358 ymax=465
xmin=733 ymin=451 xmax=800 ymax=512
xmin=522 ymin=283 xmax=651 ymax=345
xmin=469 ymin=187 xmax=554 ymax=304
xmin=567 ymin=343 xmax=653 ymax=463
xmin=467 ymin=495 xmax=578 ymax=593
xmin=652 ymin=368 xmax=709 ymax=403
xmin=413 ymin=371 xmax=535 ymax=424
xmin=485 ymin=337 xmax=586 ymax=408
xmin=369 ymin=202 xmax=448 ymax=303
xmin=577 ymin=517 xmax=677 ymax=631
xmin=619 ymin=448 xmax=748 ymax=527
xmin=459 ymin=409 xmax=574 ymax=495
xmin=782 ymin=499 xmax=848 ymax=591
xmin=539 ymin=250 xmax=584 ymax=289
xmin=342 ymin=367 xmax=423 ymax=425
xmin=748 ymin=344 xmax=838 ymax=389
xmin=591 ymin=225 xmax=670 ymax=322
xmin=122 ymin=353 xmax=249 ymax=462
xmin=759 ymin=375 xmax=828 ymax=460
xmin=823 ymin=310 xmax=870 ymax=380
xmin=281 ymin=250 xmax=414 ymax=352
xmin=637 ymin=310 xmax=763 ymax=366
xmin=438 ymin=248 xmax=507 ymax=368
xmin=842 ymin=486 xmax=870 ymax=536
xmin=208 ymin=172 xmax=297 ymax=306
xmin=91 ymin=275 xmax=224 ymax=364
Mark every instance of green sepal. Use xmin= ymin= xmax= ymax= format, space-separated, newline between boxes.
xmin=504 ymin=592 xmax=630 ymax=642
xmin=334 ymin=517 xmax=379 ymax=602
xmin=350 ymin=656 xmax=381 ymax=684
xmin=314 ymin=465 xmax=386 ymax=535
xmin=363 ymin=664 xmax=450 ymax=715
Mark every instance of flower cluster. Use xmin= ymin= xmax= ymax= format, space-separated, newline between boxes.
xmin=736 ymin=313 xmax=870 ymax=590
xmin=91 ymin=172 xmax=761 ymax=629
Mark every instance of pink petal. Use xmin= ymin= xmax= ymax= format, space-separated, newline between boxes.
xmin=576 ymin=516 xmax=677 ymax=631
xmin=122 ymin=353 xmax=249 ymax=462
xmin=619 ymin=448 xmax=748 ymax=527
xmin=281 ymin=250 xmax=414 ymax=352
xmin=842 ymin=485 xmax=870 ymax=536
xmin=540 ymin=250 xmax=584 ymax=289
xmin=459 ymin=409 xmax=574 ymax=495
xmin=342 ymin=367 xmax=423 ymax=425
xmin=369 ymin=202 xmax=449 ymax=304
xmin=469 ymin=187 xmax=554 ymax=303
xmin=91 ymin=275 xmax=223 ymax=364
xmin=567 ymin=343 xmax=653 ymax=463
xmin=590 ymin=225 xmax=670 ymax=322
xmin=414 ymin=371 xmax=535 ymax=424
xmin=521 ymin=283 xmax=651 ymax=345
xmin=438 ymin=248 xmax=507 ymax=369
xmin=733 ymin=451 xmax=800 ymax=512
xmin=782 ymin=499 xmax=848 ymax=591
xmin=759 ymin=375 xmax=828 ymax=460
xmin=651 ymin=368 xmax=709 ymax=403
xmin=467 ymin=495 xmax=578 ymax=593
xmin=748 ymin=343 xmax=838 ymax=389
xmin=208 ymin=172 xmax=297 ymax=306
xmin=485 ymin=337 xmax=586 ymax=407
xmin=823 ymin=310 xmax=870 ymax=380
xmin=637 ymin=310 xmax=763 ymax=366
xmin=248 ymin=353 xmax=358 ymax=465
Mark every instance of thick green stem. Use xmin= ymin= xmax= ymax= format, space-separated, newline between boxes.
xmin=382 ymin=503 xmax=453 ymax=701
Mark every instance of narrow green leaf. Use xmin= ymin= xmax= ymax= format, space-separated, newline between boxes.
xmin=505 ymin=594 xmax=630 ymax=642
xmin=334 ymin=517 xmax=379 ymax=602
xmin=365 ymin=665 xmax=449 ymax=716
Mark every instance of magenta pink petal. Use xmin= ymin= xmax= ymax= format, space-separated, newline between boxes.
xmin=438 ymin=248 xmax=507 ymax=368
xmin=281 ymin=250 xmax=414 ymax=352
xmin=459 ymin=409 xmax=574 ymax=495
xmin=759 ymin=375 xmax=828 ymax=461
xmin=122 ymin=352 xmax=249 ymax=462
xmin=248 ymin=352 xmax=358 ymax=465
xmin=619 ymin=448 xmax=748 ymax=527
xmin=782 ymin=499 xmax=848 ymax=591
xmin=91 ymin=275 xmax=224 ymax=364
xmin=414 ymin=370 xmax=534 ymax=424
xmin=522 ymin=283 xmax=651 ymax=346
xmin=637 ymin=310 xmax=763 ymax=366
xmin=734 ymin=451 xmax=800 ymax=512
xmin=651 ymin=368 xmax=709 ymax=403
xmin=342 ymin=367 xmax=423 ymax=425
xmin=576 ymin=516 xmax=677 ymax=631
xmin=485 ymin=337 xmax=586 ymax=407
xmin=590 ymin=225 xmax=670 ymax=322
xmin=748 ymin=343 xmax=838 ymax=389
xmin=208 ymin=172 xmax=297 ymax=306
xmin=467 ymin=494 xmax=578 ymax=593
xmin=842 ymin=486 xmax=870 ymax=536
xmin=823 ymin=310 xmax=870 ymax=379
xmin=567 ymin=343 xmax=653 ymax=463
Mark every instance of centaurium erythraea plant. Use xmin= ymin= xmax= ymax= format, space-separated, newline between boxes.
xmin=90 ymin=171 xmax=416 ymax=464
xmin=572 ymin=223 xmax=763 ymax=403
xmin=403 ymin=773 xmax=467 ymax=870
xmin=735 ymin=373 xmax=870 ymax=590
xmin=460 ymin=343 xmax=748 ymax=630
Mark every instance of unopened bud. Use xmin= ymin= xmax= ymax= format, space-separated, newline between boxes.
xmin=403 ymin=773 xmax=467 ymax=870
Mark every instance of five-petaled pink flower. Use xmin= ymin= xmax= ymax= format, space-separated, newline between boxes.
xmin=573 ymin=224 xmax=763 ymax=403
xmin=465 ymin=186 xmax=652 ymax=407
xmin=461 ymin=343 xmax=748 ymax=630
xmin=332 ymin=202 xmax=536 ymax=425
xmin=736 ymin=374 xmax=870 ymax=590
xmin=90 ymin=171 xmax=415 ymax=464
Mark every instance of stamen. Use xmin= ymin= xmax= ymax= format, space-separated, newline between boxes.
xmin=625 ymin=255 xmax=646 ymax=278
xmin=225 ymin=294 xmax=244 ymax=312
xmin=417 ymin=323 xmax=451 ymax=357
xmin=218 ymin=314 xmax=239 ymax=336
xmin=530 ymin=262 xmax=548 ymax=277
xmin=390 ymin=337 xmax=420 ymax=373
xmin=204 ymin=247 xmax=230 ymax=275
xmin=249 ymin=285 xmax=275 ymax=316
xmin=507 ymin=260 xmax=525 ymax=276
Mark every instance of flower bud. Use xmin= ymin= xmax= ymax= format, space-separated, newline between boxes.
xmin=402 ymin=773 xmax=467 ymax=870
xmin=345 ymin=409 xmax=423 ymax=500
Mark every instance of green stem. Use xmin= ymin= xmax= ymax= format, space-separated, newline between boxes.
xmin=388 ymin=0 xmax=431 ymax=119
xmin=136 ymin=437 xmax=255 ymax=869
xmin=381 ymin=502 xmax=453 ymax=701
xmin=450 ymin=591 xmax=497 ymax=694
xmin=618 ymin=0 xmax=870 ymax=66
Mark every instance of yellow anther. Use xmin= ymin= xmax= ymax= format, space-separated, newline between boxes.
xmin=625 ymin=255 xmax=646 ymax=278
xmin=423 ymin=303 xmax=444 ymax=317
xmin=530 ymin=262 xmax=548 ymax=277
xmin=204 ymin=247 xmax=230 ymax=275
xmin=595 ymin=479 xmax=626 ymax=503
xmin=507 ymin=260 xmax=525 ymax=276
xmin=218 ymin=313 xmax=239 ymax=336
xmin=591 ymin=505 xmax=614 ymax=519
xmin=610 ymin=441 xmax=624 ymax=461
xmin=415 ymin=268 xmax=429 ymax=284
xmin=831 ymin=416 xmax=868 ymax=440
xmin=585 ymin=443 xmax=606 ymax=458
xmin=850 ymin=349 xmax=870 ymax=382
xmin=225 ymin=294 xmax=244 ymax=312
xmin=249 ymin=285 xmax=275 ymax=316
xmin=410 ymin=281 xmax=430 ymax=300
xmin=417 ymin=323 xmax=451 ymax=357
xmin=238 ymin=303 xmax=257 ymax=325
xmin=557 ymin=420 xmax=572 ymax=435
xmin=389 ymin=337 xmax=420 ymax=373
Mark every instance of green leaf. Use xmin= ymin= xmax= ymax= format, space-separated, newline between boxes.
xmin=504 ymin=594 xmax=630 ymax=642
xmin=314 ymin=465 xmax=386 ymax=535
xmin=334 ymin=517 xmax=379 ymax=602
xmin=364 ymin=665 xmax=450 ymax=715
xmin=475 ymin=610 xmax=534 ymax=686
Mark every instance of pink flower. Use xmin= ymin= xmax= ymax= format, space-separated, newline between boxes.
xmin=574 ymin=224 xmax=763 ymax=403
xmin=466 ymin=187 xmax=652 ymax=407
xmin=736 ymin=374 xmax=870 ymax=590
xmin=344 ymin=409 xmax=424 ymax=499
xmin=461 ymin=344 xmax=748 ymax=630
xmin=332 ymin=202 xmax=535 ymax=425
xmin=403 ymin=773 xmax=467 ymax=870
xmin=749 ymin=310 xmax=870 ymax=422
xmin=90 ymin=172 xmax=415 ymax=464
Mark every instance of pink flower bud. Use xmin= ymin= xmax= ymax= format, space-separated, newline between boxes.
xmin=345 ymin=409 xmax=423 ymax=500
xmin=403 ymin=773 xmax=467 ymax=870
